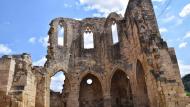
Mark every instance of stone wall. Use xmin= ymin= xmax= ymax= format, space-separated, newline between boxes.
xmin=50 ymin=91 xmax=64 ymax=107
xmin=33 ymin=67 xmax=47 ymax=107
xmin=41 ymin=0 xmax=190 ymax=106
xmin=10 ymin=54 xmax=37 ymax=107
xmin=0 ymin=56 xmax=15 ymax=107
xmin=0 ymin=54 xmax=37 ymax=107
xmin=0 ymin=0 xmax=190 ymax=107
xmin=0 ymin=56 xmax=15 ymax=94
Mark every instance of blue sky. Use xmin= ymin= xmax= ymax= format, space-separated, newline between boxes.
xmin=0 ymin=0 xmax=190 ymax=91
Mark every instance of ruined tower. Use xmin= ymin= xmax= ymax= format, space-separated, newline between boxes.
xmin=0 ymin=0 xmax=190 ymax=107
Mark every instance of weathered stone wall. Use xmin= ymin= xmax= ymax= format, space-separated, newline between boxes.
xmin=0 ymin=56 xmax=15 ymax=107
xmin=0 ymin=57 xmax=15 ymax=94
xmin=43 ymin=0 xmax=190 ymax=106
xmin=10 ymin=54 xmax=37 ymax=107
xmin=33 ymin=66 xmax=47 ymax=107
xmin=50 ymin=91 xmax=65 ymax=107
xmin=0 ymin=54 xmax=37 ymax=107
xmin=0 ymin=0 xmax=190 ymax=107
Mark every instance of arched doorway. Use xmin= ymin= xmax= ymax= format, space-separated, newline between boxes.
xmin=79 ymin=74 xmax=104 ymax=107
xmin=111 ymin=70 xmax=133 ymax=107
xmin=136 ymin=60 xmax=149 ymax=107
xmin=50 ymin=71 xmax=70 ymax=107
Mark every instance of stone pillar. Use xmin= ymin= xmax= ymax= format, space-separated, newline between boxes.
xmin=67 ymin=82 xmax=79 ymax=107
xmin=0 ymin=57 xmax=15 ymax=94
xmin=35 ymin=76 xmax=47 ymax=107
xmin=103 ymin=94 xmax=112 ymax=107
xmin=67 ymin=91 xmax=79 ymax=107
xmin=45 ymin=84 xmax=49 ymax=107
xmin=44 ymin=76 xmax=50 ymax=107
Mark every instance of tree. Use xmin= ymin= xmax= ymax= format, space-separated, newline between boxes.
xmin=182 ymin=74 xmax=190 ymax=92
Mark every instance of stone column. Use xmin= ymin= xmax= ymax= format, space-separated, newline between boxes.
xmin=44 ymin=76 xmax=50 ymax=107
xmin=35 ymin=76 xmax=47 ymax=107
xmin=67 ymin=82 xmax=79 ymax=107
xmin=103 ymin=93 xmax=112 ymax=107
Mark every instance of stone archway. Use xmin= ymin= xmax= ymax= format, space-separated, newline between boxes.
xmin=136 ymin=60 xmax=149 ymax=107
xmin=49 ymin=70 xmax=70 ymax=107
xmin=111 ymin=70 xmax=133 ymax=107
xmin=79 ymin=74 xmax=104 ymax=107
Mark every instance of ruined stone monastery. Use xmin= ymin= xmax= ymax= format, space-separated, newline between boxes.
xmin=0 ymin=0 xmax=190 ymax=107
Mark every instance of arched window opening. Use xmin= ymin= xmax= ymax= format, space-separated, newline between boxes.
xmin=83 ymin=27 xmax=94 ymax=49
xmin=57 ymin=25 xmax=64 ymax=46
xmin=50 ymin=71 xmax=70 ymax=107
xmin=50 ymin=71 xmax=65 ymax=93
xmin=112 ymin=21 xmax=119 ymax=44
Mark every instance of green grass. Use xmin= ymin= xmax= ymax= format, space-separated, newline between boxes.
xmin=186 ymin=91 xmax=190 ymax=96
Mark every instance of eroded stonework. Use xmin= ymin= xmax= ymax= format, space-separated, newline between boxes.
xmin=0 ymin=0 xmax=190 ymax=107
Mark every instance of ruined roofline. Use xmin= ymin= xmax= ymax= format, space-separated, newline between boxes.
xmin=1 ymin=53 xmax=31 ymax=59
xmin=49 ymin=12 xmax=123 ymax=25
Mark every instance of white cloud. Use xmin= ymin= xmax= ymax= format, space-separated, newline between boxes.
xmin=179 ymin=3 xmax=190 ymax=17
xmin=39 ymin=36 xmax=49 ymax=47
xmin=33 ymin=57 xmax=47 ymax=66
xmin=159 ymin=28 xmax=168 ymax=33
xmin=79 ymin=0 xmax=129 ymax=16
xmin=29 ymin=37 xmax=36 ymax=43
xmin=162 ymin=15 xmax=175 ymax=23
xmin=74 ymin=18 xmax=82 ymax=20
xmin=0 ymin=44 xmax=12 ymax=54
xmin=50 ymin=72 xmax=65 ymax=93
xmin=161 ymin=14 xmax=183 ymax=26
xmin=92 ymin=13 xmax=102 ymax=17
xmin=178 ymin=60 xmax=190 ymax=77
xmin=179 ymin=42 xmax=188 ymax=48
xmin=184 ymin=31 xmax=190 ymax=39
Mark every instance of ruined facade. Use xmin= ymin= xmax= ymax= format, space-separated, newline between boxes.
xmin=0 ymin=0 xmax=190 ymax=107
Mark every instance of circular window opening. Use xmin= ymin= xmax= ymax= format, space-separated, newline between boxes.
xmin=87 ymin=79 xmax=93 ymax=85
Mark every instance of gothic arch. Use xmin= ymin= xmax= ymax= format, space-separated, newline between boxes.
xmin=109 ymin=64 xmax=133 ymax=85
xmin=79 ymin=72 xmax=103 ymax=84
xmin=80 ymin=23 xmax=97 ymax=49
xmin=81 ymin=22 xmax=97 ymax=33
xmin=110 ymin=69 xmax=134 ymax=107
xmin=105 ymin=12 xmax=123 ymax=27
xmin=47 ymin=65 xmax=68 ymax=78
xmin=79 ymin=73 xmax=104 ymax=107
xmin=135 ymin=60 xmax=150 ymax=107
xmin=50 ymin=71 xmax=71 ymax=106
xmin=48 ymin=17 xmax=67 ymax=47
xmin=45 ymin=63 xmax=71 ymax=107
xmin=48 ymin=66 xmax=71 ymax=107
xmin=104 ymin=12 xmax=123 ymax=45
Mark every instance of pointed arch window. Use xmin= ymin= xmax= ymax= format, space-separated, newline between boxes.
xmin=111 ymin=21 xmax=119 ymax=44
xmin=50 ymin=71 xmax=65 ymax=93
xmin=83 ymin=27 xmax=94 ymax=49
xmin=57 ymin=24 xmax=64 ymax=46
